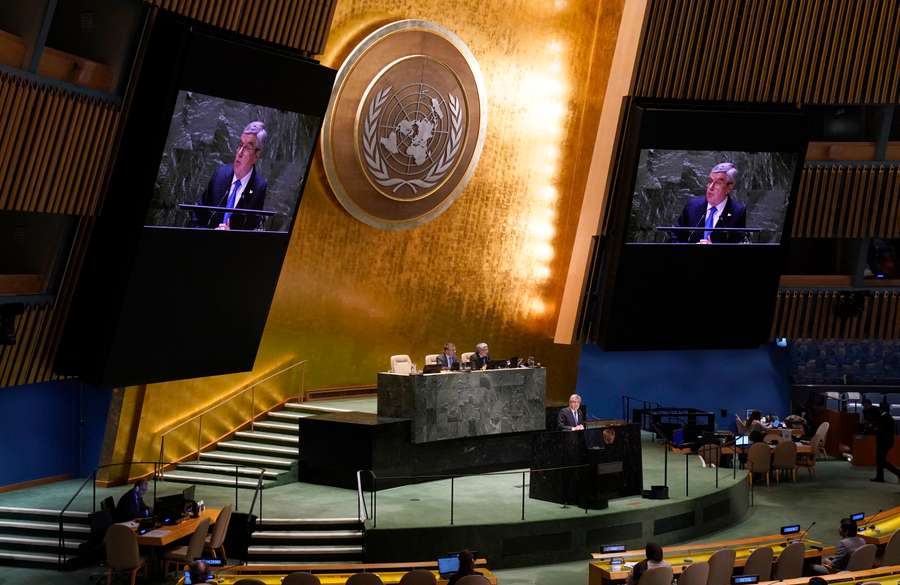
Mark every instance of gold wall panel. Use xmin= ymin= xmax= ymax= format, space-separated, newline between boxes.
xmin=633 ymin=0 xmax=900 ymax=104
xmin=113 ymin=0 xmax=629 ymax=471
xmin=791 ymin=165 xmax=900 ymax=238
xmin=771 ymin=290 xmax=900 ymax=341
xmin=144 ymin=0 xmax=339 ymax=55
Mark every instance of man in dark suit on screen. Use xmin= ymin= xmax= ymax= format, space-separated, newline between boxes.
xmin=673 ymin=162 xmax=747 ymax=244
xmin=193 ymin=121 xmax=269 ymax=231
xmin=558 ymin=394 xmax=586 ymax=431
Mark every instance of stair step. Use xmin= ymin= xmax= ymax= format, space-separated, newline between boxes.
xmin=161 ymin=472 xmax=271 ymax=488
xmin=247 ymin=545 xmax=364 ymax=555
xmin=253 ymin=421 xmax=300 ymax=434
xmin=0 ymin=506 xmax=89 ymax=519
xmin=257 ymin=517 xmax=360 ymax=526
xmin=0 ymin=519 xmax=90 ymax=533
xmin=236 ymin=431 xmax=299 ymax=444
xmin=217 ymin=441 xmax=297 ymax=456
xmin=252 ymin=530 xmax=364 ymax=540
xmin=267 ymin=411 xmax=308 ymax=422
xmin=172 ymin=464 xmax=283 ymax=479
xmin=284 ymin=402 xmax=351 ymax=413
xmin=0 ymin=550 xmax=60 ymax=564
xmin=0 ymin=535 xmax=84 ymax=549
xmin=200 ymin=451 xmax=294 ymax=468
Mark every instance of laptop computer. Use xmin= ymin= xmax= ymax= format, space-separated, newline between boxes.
xmin=437 ymin=554 xmax=460 ymax=578
xmin=423 ymin=364 xmax=443 ymax=374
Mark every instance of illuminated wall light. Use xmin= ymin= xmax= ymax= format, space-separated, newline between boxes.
xmin=527 ymin=297 xmax=547 ymax=315
xmin=537 ymin=185 xmax=557 ymax=202
xmin=533 ymin=243 xmax=555 ymax=261
xmin=554 ymin=0 xmax=567 ymax=11
xmin=544 ymin=146 xmax=560 ymax=162
xmin=529 ymin=221 xmax=556 ymax=239
xmin=548 ymin=40 xmax=563 ymax=54
xmin=532 ymin=265 xmax=551 ymax=281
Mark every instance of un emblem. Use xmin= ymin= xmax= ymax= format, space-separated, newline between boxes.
xmin=322 ymin=21 xmax=487 ymax=229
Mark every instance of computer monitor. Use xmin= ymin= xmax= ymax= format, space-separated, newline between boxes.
xmin=735 ymin=435 xmax=750 ymax=447
xmin=182 ymin=485 xmax=196 ymax=503
xmin=155 ymin=493 xmax=187 ymax=524
xmin=437 ymin=555 xmax=460 ymax=577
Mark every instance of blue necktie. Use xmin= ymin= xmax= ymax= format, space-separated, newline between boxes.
xmin=223 ymin=179 xmax=241 ymax=226
xmin=704 ymin=206 xmax=717 ymax=241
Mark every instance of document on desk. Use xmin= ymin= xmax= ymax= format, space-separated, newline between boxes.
xmin=144 ymin=529 xmax=168 ymax=537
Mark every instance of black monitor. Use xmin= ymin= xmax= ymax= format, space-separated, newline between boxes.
xmin=182 ymin=485 xmax=196 ymax=503
xmin=155 ymin=493 xmax=187 ymax=525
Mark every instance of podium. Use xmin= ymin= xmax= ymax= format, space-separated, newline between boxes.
xmin=529 ymin=421 xmax=642 ymax=510
xmin=178 ymin=203 xmax=278 ymax=231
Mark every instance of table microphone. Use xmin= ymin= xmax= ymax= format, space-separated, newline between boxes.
xmin=797 ymin=520 xmax=816 ymax=542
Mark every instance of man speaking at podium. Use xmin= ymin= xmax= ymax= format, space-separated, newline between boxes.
xmin=194 ymin=121 xmax=269 ymax=231
xmin=558 ymin=394 xmax=585 ymax=431
xmin=674 ymin=162 xmax=747 ymax=244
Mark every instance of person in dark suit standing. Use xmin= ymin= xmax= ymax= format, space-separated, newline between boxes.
xmin=470 ymin=342 xmax=490 ymax=369
xmin=813 ymin=518 xmax=866 ymax=573
xmin=436 ymin=342 xmax=458 ymax=370
xmin=863 ymin=399 xmax=900 ymax=482
xmin=674 ymin=162 xmax=747 ymax=244
xmin=193 ymin=121 xmax=269 ymax=231
xmin=558 ymin=394 xmax=586 ymax=431
xmin=115 ymin=479 xmax=152 ymax=522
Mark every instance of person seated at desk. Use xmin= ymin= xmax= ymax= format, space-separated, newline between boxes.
xmin=471 ymin=342 xmax=490 ymax=369
xmin=812 ymin=518 xmax=866 ymax=574
xmin=115 ymin=479 xmax=152 ymax=522
xmin=627 ymin=542 xmax=670 ymax=585
xmin=437 ymin=342 xmax=458 ymax=370
xmin=447 ymin=550 xmax=482 ymax=585
xmin=747 ymin=410 xmax=768 ymax=433
xmin=558 ymin=394 xmax=585 ymax=431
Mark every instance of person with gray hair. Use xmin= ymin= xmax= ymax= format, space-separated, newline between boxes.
xmin=673 ymin=161 xmax=747 ymax=244
xmin=471 ymin=342 xmax=491 ymax=369
xmin=193 ymin=120 xmax=270 ymax=231
xmin=558 ymin=393 xmax=585 ymax=431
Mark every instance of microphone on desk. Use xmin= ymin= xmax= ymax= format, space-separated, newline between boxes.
xmin=797 ymin=520 xmax=816 ymax=542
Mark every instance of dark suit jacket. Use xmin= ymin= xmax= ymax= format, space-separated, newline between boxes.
xmin=829 ymin=536 xmax=866 ymax=571
xmin=115 ymin=487 xmax=151 ymax=522
xmin=470 ymin=353 xmax=490 ymax=369
xmin=674 ymin=196 xmax=747 ymax=243
xmin=194 ymin=164 xmax=268 ymax=230
xmin=436 ymin=353 xmax=457 ymax=369
xmin=557 ymin=406 xmax=586 ymax=430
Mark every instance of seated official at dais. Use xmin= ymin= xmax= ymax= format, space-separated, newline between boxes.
xmin=437 ymin=342 xmax=459 ymax=370
xmin=471 ymin=342 xmax=490 ymax=369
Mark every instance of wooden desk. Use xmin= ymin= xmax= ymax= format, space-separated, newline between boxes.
xmin=858 ymin=505 xmax=900 ymax=545
xmin=763 ymin=565 xmax=900 ymax=585
xmin=191 ymin=561 xmax=498 ymax=585
xmin=589 ymin=535 xmax=824 ymax=585
xmin=121 ymin=508 xmax=220 ymax=547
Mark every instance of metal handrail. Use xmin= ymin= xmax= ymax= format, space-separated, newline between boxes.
xmin=356 ymin=469 xmax=373 ymax=523
xmin=158 ymin=359 xmax=307 ymax=469
xmin=247 ymin=468 xmax=267 ymax=521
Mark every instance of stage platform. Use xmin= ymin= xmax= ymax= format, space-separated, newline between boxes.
xmin=0 ymin=397 xmax=750 ymax=568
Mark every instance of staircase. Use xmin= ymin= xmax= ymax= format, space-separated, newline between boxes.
xmin=0 ymin=506 xmax=91 ymax=567
xmin=161 ymin=402 xmax=349 ymax=489
xmin=247 ymin=517 xmax=365 ymax=564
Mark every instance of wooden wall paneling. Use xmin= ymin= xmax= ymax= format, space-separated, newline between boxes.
xmin=887 ymin=169 xmax=900 ymax=237
xmin=770 ymin=291 xmax=783 ymax=339
xmin=824 ymin=168 xmax=842 ymax=238
xmin=314 ymin=0 xmax=337 ymax=54
xmin=868 ymin=168 xmax=885 ymax=236
xmin=48 ymin=99 xmax=86 ymax=214
xmin=876 ymin=0 xmax=898 ymax=102
xmin=0 ymin=83 xmax=32 ymax=208
xmin=812 ymin=290 xmax=826 ymax=338
xmin=36 ymin=93 xmax=75 ymax=210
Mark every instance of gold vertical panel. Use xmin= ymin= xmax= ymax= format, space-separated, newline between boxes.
xmin=633 ymin=0 xmax=900 ymax=104
xmin=144 ymin=0 xmax=338 ymax=55
xmin=770 ymin=291 xmax=900 ymax=342
xmin=111 ymin=0 xmax=627 ymax=468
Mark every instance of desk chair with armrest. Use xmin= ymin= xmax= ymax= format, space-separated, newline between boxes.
xmin=398 ymin=570 xmax=437 ymax=585
xmin=747 ymin=442 xmax=772 ymax=486
xmin=774 ymin=541 xmax=805 ymax=579
xmin=424 ymin=354 xmax=440 ymax=366
xmin=743 ymin=546 xmax=773 ymax=581
xmin=283 ymin=574 xmax=322 ymax=585
xmin=104 ymin=524 xmax=146 ymax=585
xmin=773 ymin=441 xmax=798 ymax=482
xmin=460 ymin=352 xmax=475 ymax=367
xmin=454 ymin=576 xmax=491 ymax=585
xmin=678 ymin=562 xmax=709 ymax=585
xmin=390 ymin=355 xmax=412 ymax=374
xmin=346 ymin=573 xmax=386 ymax=585
xmin=204 ymin=503 xmax=232 ymax=559
xmin=706 ymin=549 xmax=736 ymax=585
xmin=163 ymin=517 xmax=210 ymax=574
xmin=637 ymin=566 xmax=673 ymax=585
xmin=846 ymin=544 xmax=877 ymax=571
xmin=881 ymin=530 xmax=900 ymax=565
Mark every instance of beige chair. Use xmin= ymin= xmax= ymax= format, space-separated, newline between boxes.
xmin=698 ymin=444 xmax=721 ymax=468
xmin=743 ymin=546 xmax=773 ymax=581
xmin=398 ymin=570 xmax=438 ymax=585
xmin=774 ymin=541 xmax=805 ymax=579
xmin=346 ymin=573 xmax=386 ymax=585
xmin=735 ymin=415 xmax=748 ymax=436
xmin=846 ymin=544 xmax=877 ymax=571
xmin=455 ymin=577 xmax=490 ymax=585
xmin=772 ymin=441 xmax=797 ymax=482
xmin=104 ymin=524 xmax=145 ymax=585
xmin=284 ymin=573 xmax=323 ymax=585
xmin=638 ymin=566 xmax=674 ymax=585
xmin=678 ymin=561 xmax=709 ymax=585
xmin=204 ymin=503 xmax=233 ymax=559
xmin=881 ymin=530 xmax=900 ymax=565
xmin=163 ymin=517 xmax=211 ymax=574
xmin=706 ymin=549 xmax=736 ymax=585
xmin=233 ymin=580 xmax=267 ymax=585
xmin=804 ymin=422 xmax=830 ymax=457
xmin=424 ymin=354 xmax=440 ymax=365
xmin=460 ymin=351 xmax=475 ymax=365
xmin=390 ymin=354 xmax=412 ymax=374
xmin=747 ymin=442 xmax=771 ymax=486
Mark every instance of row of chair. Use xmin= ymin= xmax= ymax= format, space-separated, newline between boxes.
xmin=637 ymin=530 xmax=900 ymax=585
xmin=390 ymin=353 xmax=476 ymax=373
xmin=231 ymin=572 xmax=490 ymax=585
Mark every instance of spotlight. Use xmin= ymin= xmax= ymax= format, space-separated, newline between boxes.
xmin=775 ymin=338 xmax=788 ymax=348
xmin=0 ymin=303 xmax=24 ymax=346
